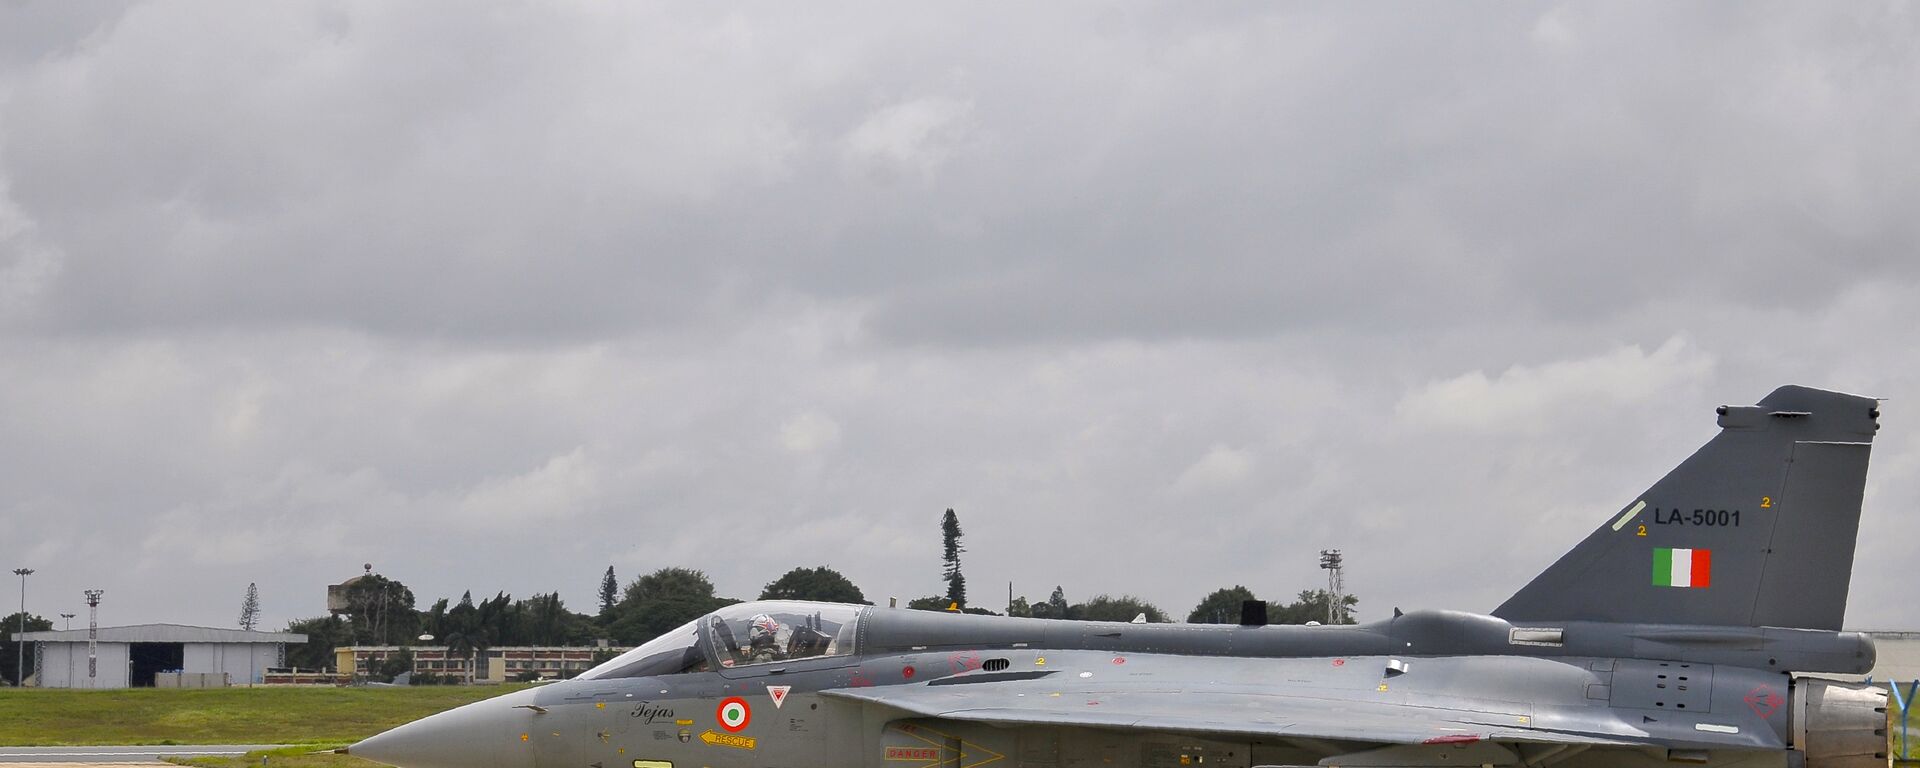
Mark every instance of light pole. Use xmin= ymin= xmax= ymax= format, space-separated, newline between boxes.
xmin=61 ymin=613 xmax=75 ymax=685
xmin=84 ymin=590 xmax=102 ymax=687
xmin=1317 ymin=550 xmax=1344 ymax=625
xmin=12 ymin=568 xmax=32 ymax=687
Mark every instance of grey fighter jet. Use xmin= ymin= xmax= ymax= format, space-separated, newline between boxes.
xmin=349 ymin=385 xmax=1890 ymax=768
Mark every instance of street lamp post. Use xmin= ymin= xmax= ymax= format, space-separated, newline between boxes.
xmin=12 ymin=568 xmax=32 ymax=687
xmin=60 ymin=613 xmax=75 ymax=685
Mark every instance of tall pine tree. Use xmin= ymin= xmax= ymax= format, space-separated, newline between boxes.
xmin=597 ymin=566 xmax=619 ymax=623
xmin=238 ymin=582 xmax=261 ymax=631
xmin=1046 ymin=586 xmax=1069 ymax=619
xmin=941 ymin=509 xmax=967 ymax=607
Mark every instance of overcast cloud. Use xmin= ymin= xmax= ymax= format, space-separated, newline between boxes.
xmin=2 ymin=2 xmax=1917 ymax=633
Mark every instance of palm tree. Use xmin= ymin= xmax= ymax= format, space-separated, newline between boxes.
xmin=468 ymin=593 xmax=514 ymax=680
xmin=443 ymin=592 xmax=480 ymax=683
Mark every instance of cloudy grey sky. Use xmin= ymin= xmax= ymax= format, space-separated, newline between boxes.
xmin=3 ymin=2 xmax=1916 ymax=634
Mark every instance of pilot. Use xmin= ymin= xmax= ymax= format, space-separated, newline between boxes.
xmin=746 ymin=613 xmax=787 ymax=663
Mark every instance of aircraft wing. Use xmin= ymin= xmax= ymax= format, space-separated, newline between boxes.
xmin=819 ymin=654 xmax=1741 ymax=749
xmin=824 ymin=684 xmax=1624 ymax=746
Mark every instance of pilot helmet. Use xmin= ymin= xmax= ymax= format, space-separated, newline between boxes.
xmin=749 ymin=613 xmax=783 ymax=638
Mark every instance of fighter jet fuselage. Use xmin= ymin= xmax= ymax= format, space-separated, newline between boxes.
xmin=350 ymin=386 xmax=1893 ymax=768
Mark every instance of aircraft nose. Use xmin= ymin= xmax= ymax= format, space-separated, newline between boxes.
xmin=349 ymin=686 xmax=542 ymax=768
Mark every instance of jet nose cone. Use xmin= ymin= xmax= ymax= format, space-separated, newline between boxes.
xmin=350 ymin=687 xmax=542 ymax=768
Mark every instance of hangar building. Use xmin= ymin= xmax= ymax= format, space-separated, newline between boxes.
xmin=10 ymin=624 xmax=306 ymax=688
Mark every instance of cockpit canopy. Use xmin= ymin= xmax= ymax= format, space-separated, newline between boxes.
xmin=578 ymin=601 xmax=863 ymax=680
xmin=577 ymin=618 xmax=705 ymax=680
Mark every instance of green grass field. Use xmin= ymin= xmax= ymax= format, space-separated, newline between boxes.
xmin=1897 ymin=690 xmax=1917 ymax=765
xmin=0 ymin=685 xmax=530 ymax=746
xmin=164 ymin=744 xmax=371 ymax=768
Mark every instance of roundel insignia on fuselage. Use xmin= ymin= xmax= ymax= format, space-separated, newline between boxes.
xmin=717 ymin=696 xmax=751 ymax=733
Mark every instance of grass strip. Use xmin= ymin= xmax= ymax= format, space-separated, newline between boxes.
xmin=1897 ymin=690 xmax=1917 ymax=762
xmin=0 ymin=685 xmax=529 ymax=746
xmin=164 ymin=744 xmax=372 ymax=768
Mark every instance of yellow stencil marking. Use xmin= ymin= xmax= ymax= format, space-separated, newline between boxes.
xmin=1761 ymin=496 xmax=1773 ymax=508
xmin=699 ymin=730 xmax=756 ymax=751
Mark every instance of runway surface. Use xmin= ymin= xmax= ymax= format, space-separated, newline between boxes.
xmin=0 ymin=745 xmax=293 ymax=764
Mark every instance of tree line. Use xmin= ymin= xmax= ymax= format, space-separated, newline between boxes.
xmin=0 ymin=612 xmax=54 ymax=686
xmin=6 ymin=509 xmax=1357 ymax=687
xmin=903 ymin=509 xmax=1360 ymax=626
xmin=280 ymin=570 xmax=1355 ymax=682
xmin=277 ymin=564 xmax=871 ymax=675
xmin=0 ymin=581 xmax=1362 ymax=687
xmin=276 ymin=509 xmax=1355 ymax=683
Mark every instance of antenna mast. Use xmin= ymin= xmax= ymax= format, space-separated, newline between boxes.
xmin=1318 ymin=549 xmax=1345 ymax=624
xmin=84 ymin=590 xmax=102 ymax=687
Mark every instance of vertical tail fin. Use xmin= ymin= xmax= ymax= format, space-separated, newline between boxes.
xmin=1492 ymin=385 xmax=1880 ymax=630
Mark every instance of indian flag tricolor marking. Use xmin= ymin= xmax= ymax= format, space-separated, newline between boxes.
xmin=1653 ymin=547 xmax=1712 ymax=588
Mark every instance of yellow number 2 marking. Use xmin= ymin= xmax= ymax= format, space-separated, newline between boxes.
xmin=1636 ymin=524 xmax=1647 ymax=537
xmin=1760 ymin=496 xmax=1773 ymax=508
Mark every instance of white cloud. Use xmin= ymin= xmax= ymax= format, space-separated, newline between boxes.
xmin=0 ymin=187 xmax=62 ymax=320
xmin=1 ymin=4 xmax=1916 ymax=633
xmin=1172 ymin=445 xmax=1255 ymax=491
xmin=0 ymin=245 xmax=59 ymax=319
xmin=1530 ymin=7 xmax=1579 ymax=49
xmin=843 ymin=96 xmax=975 ymax=182
xmin=1395 ymin=338 xmax=1714 ymax=433
xmin=137 ymin=462 xmax=391 ymax=568
xmin=454 ymin=448 xmax=601 ymax=529
xmin=779 ymin=411 xmax=842 ymax=453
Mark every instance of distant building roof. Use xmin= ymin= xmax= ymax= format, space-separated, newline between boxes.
xmin=10 ymin=623 xmax=306 ymax=644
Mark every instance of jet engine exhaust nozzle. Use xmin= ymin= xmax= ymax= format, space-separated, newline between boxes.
xmin=1793 ymin=679 xmax=1889 ymax=768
